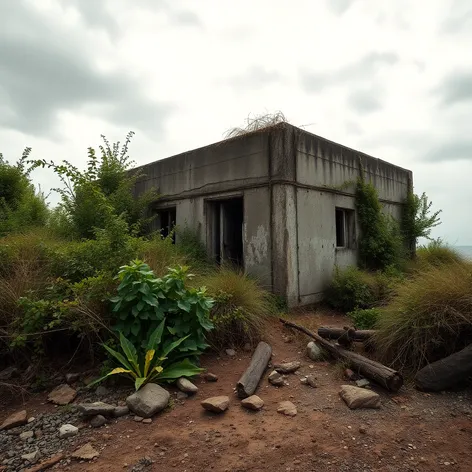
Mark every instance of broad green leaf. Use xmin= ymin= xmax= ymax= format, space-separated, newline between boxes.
xmin=154 ymin=365 xmax=164 ymax=373
xmin=177 ymin=299 xmax=191 ymax=312
xmin=144 ymin=349 xmax=155 ymax=377
xmin=130 ymin=321 xmax=140 ymax=337
xmin=119 ymin=332 xmax=141 ymax=376
xmin=135 ymin=377 xmax=146 ymax=391
xmin=86 ymin=367 xmax=135 ymax=388
xmin=157 ymin=359 xmax=204 ymax=381
xmin=146 ymin=319 xmax=165 ymax=351
xmin=102 ymin=343 xmax=134 ymax=372
xmin=162 ymin=334 xmax=190 ymax=358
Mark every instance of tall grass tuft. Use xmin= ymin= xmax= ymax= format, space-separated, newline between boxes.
xmin=411 ymin=240 xmax=463 ymax=271
xmin=201 ymin=267 xmax=276 ymax=350
xmin=374 ymin=261 xmax=472 ymax=373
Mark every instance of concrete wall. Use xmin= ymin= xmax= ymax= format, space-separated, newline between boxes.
xmin=133 ymin=132 xmax=273 ymax=288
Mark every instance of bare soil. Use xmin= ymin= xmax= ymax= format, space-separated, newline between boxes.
xmin=2 ymin=311 xmax=472 ymax=472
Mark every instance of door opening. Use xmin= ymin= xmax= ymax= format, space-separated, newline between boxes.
xmin=208 ymin=197 xmax=244 ymax=267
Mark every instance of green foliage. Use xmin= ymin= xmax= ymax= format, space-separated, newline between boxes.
xmin=89 ymin=323 xmax=203 ymax=391
xmin=347 ymin=307 xmax=382 ymax=329
xmin=412 ymin=239 xmax=462 ymax=271
xmin=0 ymin=148 xmax=49 ymax=235
xmin=402 ymin=190 xmax=442 ymax=251
xmin=326 ymin=266 xmax=401 ymax=313
xmin=374 ymin=261 xmax=472 ymax=372
xmin=355 ymin=177 xmax=403 ymax=270
xmin=30 ymin=132 xmax=158 ymax=239
xmin=201 ymin=267 xmax=276 ymax=349
xmin=110 ymin=261 xmax=214 ymax=359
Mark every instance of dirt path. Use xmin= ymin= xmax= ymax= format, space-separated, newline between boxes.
xmin=2 ymin=311 xmax=472 ymax=472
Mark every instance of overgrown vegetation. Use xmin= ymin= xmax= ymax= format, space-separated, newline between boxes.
xmin=347 ymin=307 xmax=382 ymax=330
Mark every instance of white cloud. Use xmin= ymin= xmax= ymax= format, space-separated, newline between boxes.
xmin=1 ymin=0 xmax=471 ymax=243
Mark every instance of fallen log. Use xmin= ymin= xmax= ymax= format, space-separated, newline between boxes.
xmin=415 ymin=343 xmax=472 ymax=392
xmin=236 ymin=341 xmax=272 ymax=399
xmin=318 ymin=327 xmax=376 ymax=342
xmin=280 ymin=318 xmax=403 ymax=392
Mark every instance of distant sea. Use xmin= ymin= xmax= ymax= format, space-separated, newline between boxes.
xmin=455 ymin=246 xmax=472 ymax=260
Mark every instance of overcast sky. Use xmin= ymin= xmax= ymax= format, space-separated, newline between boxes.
xmin=1 ymin=0 xmax=471 ymax=244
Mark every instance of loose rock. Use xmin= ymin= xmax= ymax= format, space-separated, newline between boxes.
xmin=78 ymin=402 xmax=116 ymax=417
xmin=241 ymin=395 xmax=264 ymax=411
xmin=126 ymin=383 xmax=170 ymax=418
xmin=339 ymin=385 xmax=381 ymax=410
xmin=0 ymin=410 xmax=27 ymax=430
xmin=203 ymin=373 xmax=218 ymax=382
xmin=225 ymin=348 xmax=236 ymax=357
xmin=268 ymin=370 xmax=285 ymax=386
xmin=344 ymin=368 xmax=358 ymax=381
xmin=274 ymin=361 xmax=301 ymax=374
xmin=90 ymin=415 xmax=107 ymax=428
xmin=359 ymin=425 xmax=368 ymax=434
xmin=71 ymin=443 xmax=100 ymax=460
xmin=20 ymin=430 xmax=34 ymax=441
xmin=306 ymin=341 xmax=323 ymax=361
xmin=176 ymin=391 xmax=188 ymax=401
xmin=59 ymin=424 xmax=78 ymax=438
xmin=0 ymin=366 xmax=19 ymax=381
xmin=300 ymin=375 xmax=317 ymax=388
xmin=201 ymin=396 xmax=230 ymax=413
xmin=47 ymin=384 xmax=77 ymax=405
xmin=95 ymin=385 xmax=110 ymax=396
xmin=176 ymin=377 xmax=198 ymax=394
xmin=243 ymin=343 xmax=252 ymax=352
xmin=21 ymin=450 xmax=40 ymax=463
xmin=277 ymin=401 xmax=297 ymax=417
xmin=113 ymin=406 xmax=129 ymax=418
xmin=142 ymin=418 xmax=152 ymax=424
xmin=355 ymin=378 xmax=371 ymax=388
xmin=65 ymin=373 xmax=80 ymax=384
xmin=134 ymin=416 xmax=144 ymax=422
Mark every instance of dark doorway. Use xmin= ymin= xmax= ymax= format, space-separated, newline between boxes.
xmin=208 ymin=197 xmax=244 ymax=267
xmin=156 ymin=207 xmax=176 ymax=242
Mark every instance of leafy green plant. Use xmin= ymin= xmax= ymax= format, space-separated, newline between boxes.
xmin=90 ymin=321 xmax=203 ymax=390
xmin=347 ymin=307 xmax=382 ymax=330
xmin=111 ymin=261 xmax=214 ymax=359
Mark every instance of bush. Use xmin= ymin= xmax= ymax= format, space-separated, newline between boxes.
xmin=412 ymin=240 xmax=463 ymax=271
xmin=374 ymin=261 xmax=472 ymax=373
xmin=201 ymin=267 xmax=276 ymax=349
xmin=326 ymin=266 xmax=402 ymax=313
xmin=347 ymin=307 xmax=382 ymax=329
xmin=110 ymin=262 xmax=214 ymax=359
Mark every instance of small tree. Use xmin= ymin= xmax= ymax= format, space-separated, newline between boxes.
xmin=402 ymin=191 xmax=442 ymax=256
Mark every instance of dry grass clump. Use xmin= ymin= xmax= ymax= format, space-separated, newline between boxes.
xmin=410 ymin=240 xmax=463 ymax=272
xmin=200 ymin=267 xmax=276 ymax=350
xmin=224 ymin=111 xmax=288 ymax=139
xmin=374 ymin=261 xmax=472 ymax=373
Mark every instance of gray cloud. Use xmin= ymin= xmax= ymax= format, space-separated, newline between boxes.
xmin=301 ymin=52 xmax=399 ymax=92
xmin=347 ymin=89 xmax=383 ymax=114
xmin=227 ymin=66 xmax=286 ymax=89
xmin=435 ymin=71 xmax=472 ymax=107
xmin=424 ymin=138 xmax=472 ymax=162
xmin=0 ymin=1 xmax=172 ymax=137
xmin=327 ymin=0 xmax=356 ymax=15
xmin=440 ymin=0 xmax=472 ymax=35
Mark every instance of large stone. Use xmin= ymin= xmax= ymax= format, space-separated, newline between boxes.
xmin=113 ymin=405 xmax=129 ymax=418
xmin=78 ymin=402 xmax=116 ymax=417
xmin=277 ymin=401 xmax=297 ymax=417
xmin=71 ymin=443 xmax=99 ymax=460
xmin=0 ymin=410 xmax=27 ymax=430
xmin=59 ymin=424 xmax=78 ymax=438
xmin=176 ymin=377 xmax=198 ymax=394
xmin=274 ymin=361 xmax=301 ymax=374
xmin=90 ymin=415 xmax=107 ymax=428
xmin=241 ymin=395 xmax=264 ymax=411
xmin=339 ymin=385 xmax=381 ymax=410
xmin=47 ymin=384 xmax=77 ymax=405
xmin=0 ymin=366 xmax=19 ymax=381
xmin=201 ymin=396 xmax=230 ymax=413
xmin=126 ymin=383 xmax=170 ymax=418
xmin=306 ymin=341 xmax=323 ymax=361
xmin=268 ymin=370 xmax=284 ymax=386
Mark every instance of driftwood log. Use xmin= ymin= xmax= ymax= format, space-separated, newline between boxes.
xmin=236 ymin=341 xmax=272 ymax=398
xmin=280 ymin=318 xmax=403 ymax=392
xmin=415 ymin=343 xmax=472 ymax=392
xmin=318 ymin=327 xmax=376 ymax=342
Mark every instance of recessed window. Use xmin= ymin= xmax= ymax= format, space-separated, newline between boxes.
xmin=155 ymin=207 xmax=176 ymax=242
xmin=335 ymin=208 xmax=354 ymax=248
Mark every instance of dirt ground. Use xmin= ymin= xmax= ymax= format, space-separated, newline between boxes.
xmin=2 ymin=310 xmax=472 ymax=472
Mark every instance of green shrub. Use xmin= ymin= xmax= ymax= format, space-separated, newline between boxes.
xmin=374 ymin=261 xmax=472 ymax=373
xmin=412 ymin=239 xmax=463 ymax=271
xmin=347 ymin=307 xmax=382 ymax=329
xmin=201 ymin=267 xmax=276 ymax=349
xmin=110 ymin=261 xmax=214 ymax=359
